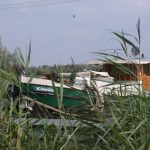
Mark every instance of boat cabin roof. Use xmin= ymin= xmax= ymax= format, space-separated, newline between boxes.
xmin=87 ymin=59 xmax=150 ymax=65
xmin=76 ymin=70 xmax=111 ymax=77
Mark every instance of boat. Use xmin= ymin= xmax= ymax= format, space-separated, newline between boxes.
xmin=73 ymin=70 xmax=114 ymax=90
xmin=8 ymin=56 xmax=147 ymax=114
xmin=87 ymin=57 xmax=150 ymax=96
xmin=7 ymin=74 xmax=98 ymax=114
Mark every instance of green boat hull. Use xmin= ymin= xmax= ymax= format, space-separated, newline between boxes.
xmin=21 ymin=83 xmax=93 ymax=108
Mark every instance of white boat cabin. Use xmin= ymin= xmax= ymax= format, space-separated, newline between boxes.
xmin=73 ymin=70 xmax=114 ymax=90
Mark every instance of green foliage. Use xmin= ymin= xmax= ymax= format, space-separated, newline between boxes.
xmin=0 ymin=38 xmax=17 ymax=72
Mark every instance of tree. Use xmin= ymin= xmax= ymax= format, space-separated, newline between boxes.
xmin=0 ymin=38 xmax=17 ymax=71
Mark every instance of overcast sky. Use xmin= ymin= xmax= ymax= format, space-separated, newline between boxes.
xmin=0 ymin=0 xmax=150 ymax=66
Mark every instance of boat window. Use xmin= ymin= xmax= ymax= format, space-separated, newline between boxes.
xmin=143 ymin=64 xmax=150 ymax=75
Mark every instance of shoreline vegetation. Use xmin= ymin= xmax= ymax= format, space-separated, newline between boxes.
xmin=1 ymin=19 xmax=150 ymax=149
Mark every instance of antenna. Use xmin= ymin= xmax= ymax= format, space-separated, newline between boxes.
xmin=131 ymin=46 xmax=140 ymax=56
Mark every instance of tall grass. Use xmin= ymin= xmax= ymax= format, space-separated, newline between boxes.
xmin=0 ymin=43 xmax=92 ymax=149
xmin=1 ymin=19 xmax=150 ymax=149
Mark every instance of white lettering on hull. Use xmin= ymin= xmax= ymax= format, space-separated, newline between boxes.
xmin=35 ymin=86 xmax=54 ymax=93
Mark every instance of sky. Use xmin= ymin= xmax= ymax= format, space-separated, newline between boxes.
xmin=0 ymin=0 xmax=150 ymax=66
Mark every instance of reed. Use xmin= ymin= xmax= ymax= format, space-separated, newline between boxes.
xmin=0 ymin=19 xmax=150 ymax=149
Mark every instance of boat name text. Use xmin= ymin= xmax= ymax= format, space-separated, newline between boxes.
xmin=35 ymin=86 xmax=54 ymax=93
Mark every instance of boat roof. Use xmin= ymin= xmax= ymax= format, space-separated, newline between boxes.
xmin=21 ymin=75 xmax=70 ymax=88
xmin=76 ymin=71 xmax=90 ymax=77
xmin=90 ymin=70 xmax=110 ymax=77
xmin=60 ymin=73 xmax=72 ymax=77
xmin=76 ymin=70 xmax=110 ymax=77
xmin=87 ymin=59 xmax=150 ymax=65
